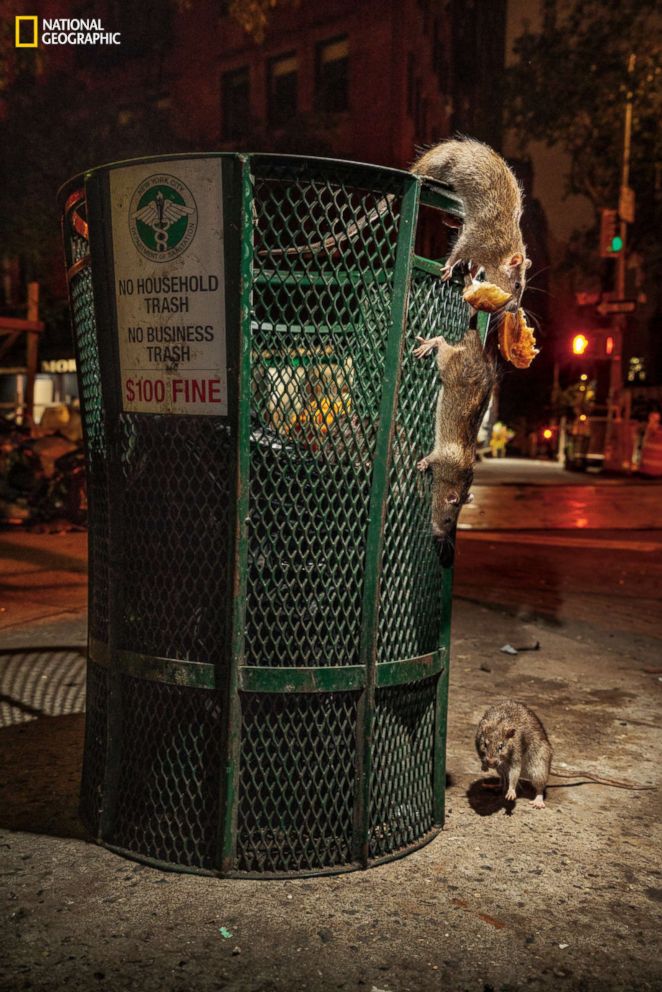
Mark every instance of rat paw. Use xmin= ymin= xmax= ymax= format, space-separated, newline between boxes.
xmin=417 ymin=456 xmax=431 ymax=472
xmin=505 ymin=788 xmax=517 ymax=801
xmin=413 ymin=335 xmax=440 ymax=358
xmin=529 ymin=797 xmax=546 ymax=809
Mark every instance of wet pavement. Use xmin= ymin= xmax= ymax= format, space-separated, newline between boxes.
xmin=468 ymin=459 xmax=662 ymax=531
xmin=1 ymin=461 xmax=661 ymax=992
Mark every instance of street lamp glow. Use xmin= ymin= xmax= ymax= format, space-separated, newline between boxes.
xmin=572 ymin=334 xmax=589 ymax=355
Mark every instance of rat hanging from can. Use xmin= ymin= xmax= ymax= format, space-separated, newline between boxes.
xmin=413 ymin=328 xmax=495 ymax=548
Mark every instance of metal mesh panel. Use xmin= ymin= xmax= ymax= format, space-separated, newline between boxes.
xmin=245 ymin=164 xmax=403 ymax=667
xmin=117 ymin=415 xmax=231 ymax=666
xmin=68 ymin=235 xmax=110 ymax=643
xmin=368 ymin=676 xmax=437 ymax=858
xmin=62 ymin=156 xmax=464 ymax=877
xmin=236 ymin=691 xmax=358 ymax=873
xmin=79 ymin=660 xmax=108 ymax=836
xmin=111 ymin=675 xmax=221 ymax=869
xmin=377 ymin=270 xmax=470 ymax=662
xmin=408 ymin=264 xmax=471 ymax=345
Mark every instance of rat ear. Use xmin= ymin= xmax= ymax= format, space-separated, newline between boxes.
xmin=524 ymin=257 xmax=533 ymax=270
xmin=463 ymin=492 xmax=474 ymax=504
xmin=508 ymin=252 xmax=524 ymax=268
xmin=505 ymin=727 xmax=516 ymax=739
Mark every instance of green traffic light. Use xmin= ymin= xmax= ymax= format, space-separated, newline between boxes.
xmin=610 ymin=235 xmax=623 ymax=252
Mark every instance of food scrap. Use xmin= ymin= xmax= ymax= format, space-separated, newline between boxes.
xmin=498 ymin=308 xmax=539 ymax=368
xmin=463 ymin=280 xmax=512 ymax=312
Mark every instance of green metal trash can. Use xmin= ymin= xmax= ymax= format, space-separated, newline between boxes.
xmin=59 ymin=153 xmax=477 ymax=877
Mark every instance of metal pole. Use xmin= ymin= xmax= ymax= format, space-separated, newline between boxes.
xmin=606 ymin=53 xmax=636 ymax=469
xmin=25 ymin=282 xmax=40 ymax=426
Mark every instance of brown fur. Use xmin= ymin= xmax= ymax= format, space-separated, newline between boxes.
xmin=411 ymin=137 xmax=530 ymax=304
xmin=476 ymin=700 xmax=552 ymax=808
xmin=475 ymin=700 xmax=655 ymax=807
xmin=414 ymin=329 xmax=495 ymax=541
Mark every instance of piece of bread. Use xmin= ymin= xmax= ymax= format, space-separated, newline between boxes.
xmin=463 ymin=281 xmax=512 ymax=312
xmin=499 ymin=309 xmax=539 ymax=368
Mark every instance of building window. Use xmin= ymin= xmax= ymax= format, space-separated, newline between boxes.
xmin=315 ymin=36 xmax=349 ymax=113
xmin=222 ymin=67 xmax=250 ymax=140
xmin=268 ymin=53 xmax=298 ymax=127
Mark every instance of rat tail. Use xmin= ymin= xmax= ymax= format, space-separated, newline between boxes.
xmin=549 ymin=769 xmax=656 ymax=791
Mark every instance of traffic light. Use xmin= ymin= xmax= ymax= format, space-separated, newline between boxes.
xmin=599 ymin=209 xmax=623 ymax=257
xmin=572 ymin=334 xmax=589 ymax=356
xmin=570 ymin=332 xmax=615 ymax=358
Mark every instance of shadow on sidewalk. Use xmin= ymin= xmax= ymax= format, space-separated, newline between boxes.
xmin=0 ymin=646 xmax=90 ymax=841
xmin=0 ymin=712 xmax=89 ymax=841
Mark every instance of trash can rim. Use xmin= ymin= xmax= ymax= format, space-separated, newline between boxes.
xmin=56 ymin=150 xmax=457 ymax=210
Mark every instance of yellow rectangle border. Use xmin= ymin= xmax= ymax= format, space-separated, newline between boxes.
xmin=15 ymin=16 xmax=39 ymax=48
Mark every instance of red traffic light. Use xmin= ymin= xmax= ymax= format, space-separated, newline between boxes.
xmin=572 ymin=334 xmax=589 ymax=355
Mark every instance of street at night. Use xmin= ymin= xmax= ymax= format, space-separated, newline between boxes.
xmin=2 ymin=0 xmax=662 ymax=990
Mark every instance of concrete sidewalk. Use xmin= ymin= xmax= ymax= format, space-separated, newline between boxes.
xmin=1 ymin=529 xmax=661 ymax=992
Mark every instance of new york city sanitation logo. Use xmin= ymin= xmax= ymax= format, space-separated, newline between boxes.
xmin=129 ymin=174 xmax=198 ymax=262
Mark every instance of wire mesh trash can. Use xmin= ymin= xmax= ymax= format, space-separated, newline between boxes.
xmin=59 ymin=153 xmax=480 ymax=877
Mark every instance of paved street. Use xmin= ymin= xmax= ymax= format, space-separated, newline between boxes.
xmin=1 ymin=460 xmax=661 ymax=992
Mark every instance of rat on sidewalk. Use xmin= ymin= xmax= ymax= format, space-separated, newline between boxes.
xmin=475 ymin=700 xmax=656 ymax=809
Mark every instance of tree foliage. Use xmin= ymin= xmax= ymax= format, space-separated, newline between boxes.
xmin=506 ymin=0 xmax=661 ymax=263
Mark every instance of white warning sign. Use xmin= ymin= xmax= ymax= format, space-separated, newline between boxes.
xmin=110 ymin=159 xmax=227 ymax=415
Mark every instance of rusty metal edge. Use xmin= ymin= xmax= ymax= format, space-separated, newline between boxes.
xmin=88 ymin=637 xmax=444 ymax=692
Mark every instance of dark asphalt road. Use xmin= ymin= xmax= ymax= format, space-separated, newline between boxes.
xmin=454 ymin=529 xmax=662 ymax=644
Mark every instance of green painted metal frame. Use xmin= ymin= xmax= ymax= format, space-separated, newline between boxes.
xmin=60 ymin=153 xmax=479 ymax=877
xmin=354 ymin=175 xmax=420 ymax=865
xmin=219 ymin=155 xmax=255 ymax=872
xmin=89 ymin=636 xmax=445 ymax=693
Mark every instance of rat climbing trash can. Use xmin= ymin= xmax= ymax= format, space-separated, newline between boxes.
xmin=59 ymin=153 xmax=478 ymax=876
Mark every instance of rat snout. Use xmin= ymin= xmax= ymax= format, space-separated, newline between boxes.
xmin=431 ymin=520 xmax=448 ymax=539
xmin=433 ymin=533 xmax=456 ymax=568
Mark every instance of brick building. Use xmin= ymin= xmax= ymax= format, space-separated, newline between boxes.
xmin=2 ymin=0 xmax=509 ymax=368
xmin=18 ymin=0 xmax=506 ymax=168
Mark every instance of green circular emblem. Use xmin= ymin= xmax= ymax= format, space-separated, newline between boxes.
xmin=129 ymin=173 xmax=197 ymax=262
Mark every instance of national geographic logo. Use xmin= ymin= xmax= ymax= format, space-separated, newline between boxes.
xmin=15 ymin=16 xmax=121 ymax=47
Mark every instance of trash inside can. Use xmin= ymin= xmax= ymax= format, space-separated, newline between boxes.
xmin=59 ymin=153 xmax=479 ymax=877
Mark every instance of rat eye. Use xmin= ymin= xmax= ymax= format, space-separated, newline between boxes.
xmin=514 ymin=281 xmax=522 ymax=290
xmin=498 ymin=743 xmax=504 ymax=751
